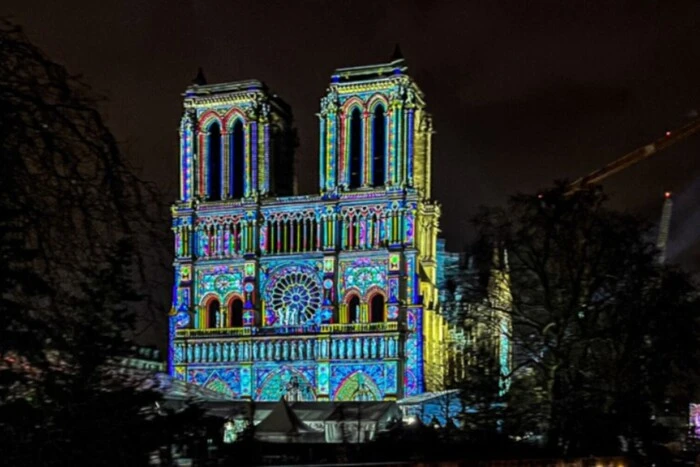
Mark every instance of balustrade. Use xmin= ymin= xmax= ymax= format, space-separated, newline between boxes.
xmin=173 ymin=333 xmax=400 ymax=365
xmin=320 ymin=321 xmax=398 ymax=333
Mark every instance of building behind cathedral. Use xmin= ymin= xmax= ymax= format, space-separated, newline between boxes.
xmin=168 ymin=56 xmax=510 ymax=402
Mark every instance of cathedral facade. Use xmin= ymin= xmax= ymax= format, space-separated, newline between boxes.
xmin=169 ymin=57 xmax=451 ymax=401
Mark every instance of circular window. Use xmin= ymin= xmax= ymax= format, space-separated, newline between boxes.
xmin=269 ymin=270 xmax=322 ymax=326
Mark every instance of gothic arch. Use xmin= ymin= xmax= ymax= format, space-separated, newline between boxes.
xmin=199 ymin=115 xmax=224 ymax=201
xmin=224 ymin=293 xmax=245 ymax=328
xmin=370 ymin=101 xmax=388 ymax=187
xmin=333 ymin=371 xmax=382 ymax=401
xmin=343 ymin=288 xmax=362 ymax=303
xmin=341 ymin=97 xmax=365 ymax=114
xmin=200 ymin=293 xmax=220 ymax=307
xmin=201 ymin=294 xmax=221 ymax=329
xmin=257 ymin=367 xmax=316 ymax=401
xmin=366 ymin=94 xmax=389 ymax=112
xmin=346 ymin=106 xmax=364 ymax=189
xmin=364 ymin=286 xmax=386 ymax=303
xmin=205 ymin=376 xmax=237 ymax=398
xmin=366 ymin=287 xmax=386 ymax=323
xmin=343 ymin=289 xmax=362 ymax=324
xmin=198 ymin=110 xmax=223 ymax=131
xmin=223 ymin=292 xmax=244 ymax=306
xmin=228 ymin=118 xmax=246 ymax=199
xmin=223 ymin=108 xmax=247 ymax=128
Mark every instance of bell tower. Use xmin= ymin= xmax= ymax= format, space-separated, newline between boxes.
xmin=179 ymin=79 xmax=295 ymax=203
xmin=317 ymin=56 xmax=433 ymax=198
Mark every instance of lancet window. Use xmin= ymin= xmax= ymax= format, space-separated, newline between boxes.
xmin=372 ymin=104 xmax=386 ymax=187
xmin=196 ymin=217 xmax=253 ymax=258
xmin=348 ymin=108 xmax=363 ymax=189
xmin=264 ymin=213 xmax=320 ymax=254
xmin=207 ymin=299 xmax=221 ymax=329
xmin=229 ymin=119 xmax=245 ymax=199
xmin=229 ymin=297 xmax=244 ymax=327
xmin=207 ymin=122 xmax=222 ymax=201
xmin=369 ymin=294 xmax=385 ymax=323
xmin=341 ymin=208 xmax=384 ymax=250
xmin=347 ymin=295 xmax=360 ymax=324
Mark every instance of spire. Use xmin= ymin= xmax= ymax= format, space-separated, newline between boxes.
xmin=192 ymin=67 xmax=207 ymax=86
xmin=656 ymin=191 xmax=673 ymax=264
xmin=391 ymin=43 xmax=404 ymax=62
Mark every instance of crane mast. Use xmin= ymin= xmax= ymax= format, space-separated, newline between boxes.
xmin=656 ymin=192 xmax=673 ymax=264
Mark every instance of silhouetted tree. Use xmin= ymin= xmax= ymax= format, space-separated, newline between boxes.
xmin=474 ymin=185 xmax=700 ymax=455
xmin=0 ymin=19 xmax=175 ymax=465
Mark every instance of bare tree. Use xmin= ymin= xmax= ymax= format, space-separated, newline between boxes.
xmin=473 ymin=185 xmax=700 ymax=455
xmin=0 ymin=19 xmax=173 ymax=465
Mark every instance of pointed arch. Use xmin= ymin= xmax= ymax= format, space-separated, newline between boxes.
xmin=333 ymin=371 xmax=382 ymax=401
xmin=228 ymin=118 xmax=246 ymax=199
xmin=198 ymin=110 xmax=224 ymax=130
xmin=222 ymin=107 xmax=247 ymax=129
xmin=204 ymin=297 xmax=221 ymax=329
xmin=341 ymin=96 xmax=365 ymax=114
xmin=371 ymin=103 xmax=387 ymax=187
xmin=367 ymin=288 xmax=386 ymax=323
xmin=228 ymin=295 xmax=244 ymax=328
xmin=366 ymin=94 xmax=389 ymax=113
xmin=348 ymin=107 xmax=363 ymax=189
xmin=205 ymin=121 xmax=222 ymax=201
xmin=340 ymin=98 xmax=365 ymax=190
xmin=343 ymin=290 xmax=362 ymax=324
xmin=257 ymin=367 xmax=316 ymax=401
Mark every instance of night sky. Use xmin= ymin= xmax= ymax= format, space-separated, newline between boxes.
xmin=8 ymin=1 xmax=700 ymax=268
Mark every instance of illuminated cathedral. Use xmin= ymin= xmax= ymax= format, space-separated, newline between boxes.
xmin=168 ymin=56 xmax=507 ymax=402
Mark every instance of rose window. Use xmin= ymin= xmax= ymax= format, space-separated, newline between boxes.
xmin=269 ymin=271 xmax=322 ymax=326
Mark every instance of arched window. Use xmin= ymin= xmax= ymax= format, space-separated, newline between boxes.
xmin=372 ymin=105 xmax=386 ymax=187
xmin=348 ymin=295 xmax=360 ymax=324
xmin=207 ymin=123 xmax=222 ymax=201
xmin=229 ymin=120 xmax=245 ymax=199
xmin=369 ymin=294 xmax=385 ymax=323
xmin=207 ymin=299 xmax=220 ymax=329
xmin=229 ymin=297 xmax=244 ymax=327
xmin=349 ymin=108 xmax=363 ymax=189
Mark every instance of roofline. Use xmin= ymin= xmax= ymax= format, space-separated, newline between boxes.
xmin=183 ymin=79 xmax=292 ymax=117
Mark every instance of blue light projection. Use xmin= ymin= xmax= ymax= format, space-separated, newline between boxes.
xmin=170 ymin=58 xmax=442 ymax=402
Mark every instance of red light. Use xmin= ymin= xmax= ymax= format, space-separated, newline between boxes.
xmin=537 ymin=194 xmax=543 ymax=199
xmin=665 ymin=131 xmax=671 ymax=137
xmin=664 ymin=191 xmax=672 ymax=199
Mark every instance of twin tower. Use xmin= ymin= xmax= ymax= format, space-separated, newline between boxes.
xmin=169 ymin=56 xmax=449 ymax=401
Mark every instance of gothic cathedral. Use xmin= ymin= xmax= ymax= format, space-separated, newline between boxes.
xmin=169 ymin=57 xmax=453 ymax=401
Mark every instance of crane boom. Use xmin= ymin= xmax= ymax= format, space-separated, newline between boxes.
xmin=566 ymin=116 xmax=700 ymax=195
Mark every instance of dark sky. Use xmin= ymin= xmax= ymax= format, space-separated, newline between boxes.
xmin=8 ymin=1 xmax=700 ymax=268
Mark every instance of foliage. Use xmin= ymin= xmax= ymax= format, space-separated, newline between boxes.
xmin=0 ymin=19 xmax=176 ymax=465
xmin=473 ymin=184 xmax=700 ymax=455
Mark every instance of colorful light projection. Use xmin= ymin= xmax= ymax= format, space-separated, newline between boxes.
xmin=170 ymin=59 xmax=447 ymax=401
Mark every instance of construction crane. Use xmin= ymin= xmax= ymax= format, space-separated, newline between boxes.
xmin=565 ymin=115 xmax=700 ymax=196
xmin=558 ymin=114 xmax=700 ymax=264
xmin=656 ymin=191 xmax=673 ymax=264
